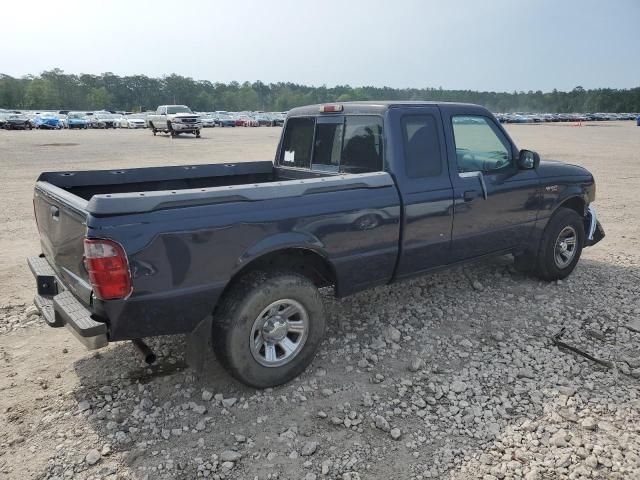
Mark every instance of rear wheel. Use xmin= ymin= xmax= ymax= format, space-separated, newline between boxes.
xmin=212 ymin=271 xmax=326 ymax=388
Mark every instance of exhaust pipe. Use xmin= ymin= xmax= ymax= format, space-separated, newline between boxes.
xmin=132 ymin=339 xmax=157 ymax=365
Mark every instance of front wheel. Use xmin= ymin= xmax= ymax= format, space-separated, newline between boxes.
xmin=212 ymin=271 xmax=326 ymax=388
xmin=529 ymin=208 xmax=585 ymax=281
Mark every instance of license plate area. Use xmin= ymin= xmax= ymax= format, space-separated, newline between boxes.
xmin=37 ymin=275 xmax=58 ymax=296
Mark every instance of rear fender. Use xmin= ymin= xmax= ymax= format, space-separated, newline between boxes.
xmin=234 ymin=232 xmax=327 ymax=276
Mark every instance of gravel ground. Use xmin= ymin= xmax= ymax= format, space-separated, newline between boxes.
xmin=0 ymin=122 xmax=639 ymax=479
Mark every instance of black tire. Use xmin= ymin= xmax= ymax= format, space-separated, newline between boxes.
xmin=212 ymin=271 xmax=326 ymax=388
xmin=195 ymin=130 xmax=201 ymax=138
xmin=533 ymin=207 xmax=584 ymax=281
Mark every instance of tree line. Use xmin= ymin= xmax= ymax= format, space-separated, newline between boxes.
xmin=1 ymin=69 xmax=639 ymax=113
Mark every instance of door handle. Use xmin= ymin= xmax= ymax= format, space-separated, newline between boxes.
xmin=50 ymin=205 xmax=60 ymax=221
xmin=463 ymin=190 xmax=478 ymax=202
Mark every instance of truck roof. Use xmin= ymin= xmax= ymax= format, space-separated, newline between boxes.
xmin=288 ymin=101 xmax=485 ymax=116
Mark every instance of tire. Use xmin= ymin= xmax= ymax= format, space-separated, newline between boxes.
xmin=212 ymin=271 xmax=326 ymax=388
xmin=195 ymin=130 xmax=201 ymax=138
xmin=532 ymin=207 xmax=585 ymax=281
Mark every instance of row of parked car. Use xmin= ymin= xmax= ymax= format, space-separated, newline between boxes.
xmin=2 ymin=109 xmax=638 ymax=131
xmin=0 ymin=109 xmax=287 ymax=130
xmin=496 ymin=112 xmax=639 ymax=123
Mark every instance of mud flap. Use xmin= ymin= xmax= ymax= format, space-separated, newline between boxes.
xmin=185 ymin=314 xmax=212 ymax=376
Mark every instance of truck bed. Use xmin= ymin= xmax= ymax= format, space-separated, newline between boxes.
xmin=35 ymin=161 xmax=375 ymax=215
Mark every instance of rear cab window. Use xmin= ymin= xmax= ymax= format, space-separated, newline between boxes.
xmin=279 ymin=115 xmax=383 ymax=174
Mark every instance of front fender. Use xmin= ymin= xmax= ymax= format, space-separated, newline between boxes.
xmin=544 ymin=180 xmax=591 ymax=219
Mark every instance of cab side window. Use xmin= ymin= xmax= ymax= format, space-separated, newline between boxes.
xmin=340 ymin=116 xmax=383 ymax=174
xmin=452 ymin=116 xmax=511 ymax=173
xmin=402 ymin=115 xmax=442 ymax=178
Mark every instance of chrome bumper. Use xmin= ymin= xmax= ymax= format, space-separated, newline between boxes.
xmin=585 ymin=205 xmax=605 ymax=246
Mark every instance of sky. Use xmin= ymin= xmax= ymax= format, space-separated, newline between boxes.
xmin=1 ymin=0 xmax=639 ymax=92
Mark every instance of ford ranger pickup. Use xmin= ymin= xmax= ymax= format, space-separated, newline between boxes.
xmin=29 ymin=101 xmax=604 ymax=388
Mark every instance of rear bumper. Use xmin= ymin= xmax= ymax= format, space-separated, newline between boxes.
xmin=27 ymin=256 xmax=107 ymax=350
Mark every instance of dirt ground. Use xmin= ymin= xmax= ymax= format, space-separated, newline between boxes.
xmin=0 ymin=122 xmax=639 ymax=480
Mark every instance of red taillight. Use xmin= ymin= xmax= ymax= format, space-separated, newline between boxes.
xmin=320 ymin=104 xmax=343 ymax=113
xmin=83 ymin=239 xmax=132 ymax=300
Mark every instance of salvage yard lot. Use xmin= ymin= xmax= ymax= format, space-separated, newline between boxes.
xmin=1 ymin=122 xmax=639 ymax=479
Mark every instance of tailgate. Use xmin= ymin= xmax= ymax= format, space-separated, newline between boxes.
xmin=33 ymin=184 xmax=92 ymax=305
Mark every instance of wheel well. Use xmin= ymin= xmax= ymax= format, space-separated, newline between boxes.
xmin=229 ymin=248 xmax=336 ymax=291
xmin=557 ymin=196 xmax=585 ymax=217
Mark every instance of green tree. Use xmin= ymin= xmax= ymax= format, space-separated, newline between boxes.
xmin=24 ymin=78 xmax=60 ymax=109
xmin=1 ymin=69 xmax=639 ymax=113
xmin=86 ymin=87 xmax=112 ymax=110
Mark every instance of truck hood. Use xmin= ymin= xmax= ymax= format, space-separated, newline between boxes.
xmin=537 ymin=160 xmax=591 ymax=179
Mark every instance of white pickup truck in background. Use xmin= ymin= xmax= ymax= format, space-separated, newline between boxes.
xmin=147 ymin=105 xmax=202 ymax=138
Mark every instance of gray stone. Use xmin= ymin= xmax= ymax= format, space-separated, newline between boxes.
xmin=192 ymin=404 xmax=207 ymax=415
xmin=408 ymin=357 xmax=424 ymax=372
xmin=374 ymin=415 xmax=390 ymax=432
xmin=550 ymin=429 xmax=569 ymax=447
xmin=581 ymin=417 xmax=597 ymax=430
xmin=202 ymin=390 xmax=213 ymax=402
xmin=220 ymin=450 xmax=242 ymax=462
xmin=450 ymin=381 xmax=467 ymax=393
xmin=221 ymin=397 xmax=237 ymax=409
xmin=384 ymin=326 xmax=401 ymax=343
xmin=625 ymin=318 xmax=640 ymax=333
xmin=301 ymin=441 xmax=318 ymax=456
xmin=85 ymin=449 xmax=101 ymax=465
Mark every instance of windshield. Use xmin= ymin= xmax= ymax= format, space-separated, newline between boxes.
xmin=166 ymin=106 xmax=192 ymax=114
xmin=69 ymin=113 xmax=84 ymax=119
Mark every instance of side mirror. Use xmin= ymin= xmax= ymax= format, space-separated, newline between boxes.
xmin=518 ymin=149 xmax=540 ymax=170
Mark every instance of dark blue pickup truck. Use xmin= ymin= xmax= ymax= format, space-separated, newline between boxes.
xmin=29 ymin=101 xmax=604 ymax=387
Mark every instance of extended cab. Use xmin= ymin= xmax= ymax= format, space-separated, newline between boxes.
xmin=29 ymin=101 xmax=604 ymax=387
xmin=147 ymin=105 xmax=202 ymax=138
